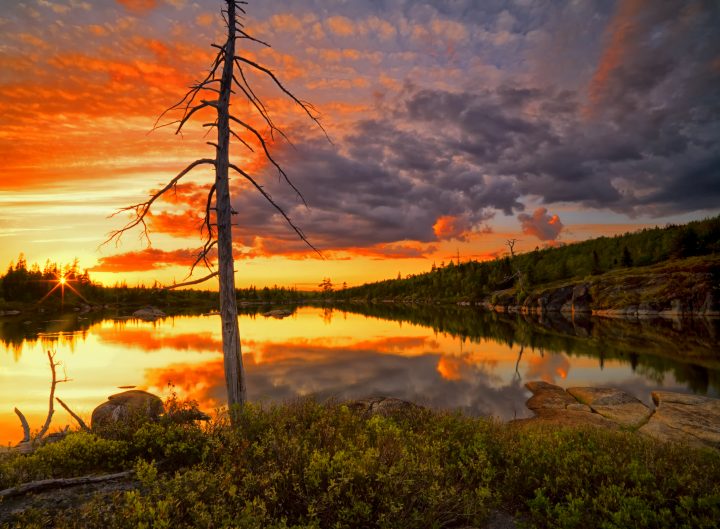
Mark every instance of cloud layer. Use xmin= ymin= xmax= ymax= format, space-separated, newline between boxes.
xmin=1 ymin=0 xmax=718 ymax=271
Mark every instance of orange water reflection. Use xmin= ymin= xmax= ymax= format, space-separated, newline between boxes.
xmin=0 ymin=307 xmax=689 ymax=446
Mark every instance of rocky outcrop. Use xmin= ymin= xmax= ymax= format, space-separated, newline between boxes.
xmin=484 ymin=256 xmax=720 ymax=319
xmin=91 ymin=390 xmax=211 ymax=433
xmin=262 ymin=308 xmax=293 ymax=319
xmin=639 ymin=391 xmax=720 ymax=448
xmin=525 ymin=381 xmax=578 ymax=411
xmin=132 ymin=306 xmax=166 ymax=321
xmin=566 ymin=387 xmax=652 ymax=427
xmin=91 ymin=390 xmax=164 ymax=430
xmin=520 ymin=381 xmax=720 ymax=450
xmin=349 ymin=396 xmax=420 ymax=418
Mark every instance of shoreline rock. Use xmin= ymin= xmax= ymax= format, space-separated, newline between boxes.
xmin=132 ymin=306 xmax=166 ymax=321
xmin=519 ymin=381 xmax=720 ymax=449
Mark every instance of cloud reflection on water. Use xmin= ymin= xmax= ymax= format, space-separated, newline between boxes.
xmin=143 ymin=335 xmax=533 ymax=421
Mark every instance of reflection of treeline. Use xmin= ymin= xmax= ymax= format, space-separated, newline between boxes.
xmin=341 ymin=215 xmax=720 ymax=302
xmin=334 ymin=302 xmax=720 ymax=394
xmin=0 ymin=313 xmax=105 ymax=360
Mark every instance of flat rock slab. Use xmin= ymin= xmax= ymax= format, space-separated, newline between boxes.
xmin=525 ymin=381 xmax=577 ymax=411
xmin=641 ymin=391 xmax=720 ymax=447
xmin=567 ymin=387 xmax=652 ymax=427
xmin=522 ymin=381 xmax=720 ymax=449
xmin=514 ymin=408 xmax=620 ymax=430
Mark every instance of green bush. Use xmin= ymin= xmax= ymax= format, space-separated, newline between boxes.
xmin=2 ymin=401 xmax=719 ymax=529
xmin=0 ymin=432 xmax=128 ymax=488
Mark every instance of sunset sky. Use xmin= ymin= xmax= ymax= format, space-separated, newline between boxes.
xmin=1 ymin=0 xmax=718 ymax=289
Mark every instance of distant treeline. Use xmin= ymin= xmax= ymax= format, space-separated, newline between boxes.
xmin=2 ymin=215 xmax=719 ymax=308
xmin=0 ymin=256 xmax=318 ymax=309
xmin=340 ymin=215 xmax=720 ymax=302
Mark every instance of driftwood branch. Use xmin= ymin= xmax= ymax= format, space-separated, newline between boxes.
xmin=56 ymin=397 xmax=90 ymax=432
xmin=37 ymin=351 xmax=60 ymax=440
xmin=12 ymin=351 xmax=73 ymax=449
xmin=0 ymin=470 xmax=135 ymax=500
xmin=13 ymin=408 xmax=30 ymax=443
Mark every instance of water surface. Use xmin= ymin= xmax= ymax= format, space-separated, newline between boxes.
xmin=2 ymin=305 xmax=718 ymax=446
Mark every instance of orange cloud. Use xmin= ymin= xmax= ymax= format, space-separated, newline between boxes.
xmin=525 ymin=353 xmax=571 ymax=383
xmin=239 ymin=237 xmax=434 ymax=261
xmin=87 ymin=24 xmax=109 ymax=37
xmin=517 ymin=208 xmax=564 ymax=241
xmin=326 ymin=16 xmax=355 ymax=37
xmin=270 ymin=14 xmax=304 ymax=33
xmin=195 ymin=13 xmax=215 ymax=27
xmin=433 ymin=215 xmax=472 ymax=241
xmin=437 ymin=356 xmax=463 ymax=380
xmin=148 ymin=211 xmax=205 ymax=238
xmin=92 ymin=248 xmax=200 ymax=272
xmin=145 ymin=359 xmax=225 ymax=409
xmin=97 ymin=328 xmax=222 ymax=352
xmin=586 ymin=0 xmax=647 ymax=114
xmin=116 ymin=0 xmax=158 ymax=13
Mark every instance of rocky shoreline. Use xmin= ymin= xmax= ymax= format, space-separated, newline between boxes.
xmin=475 ymin=256 xmax=720 ymax=318
xmin=519 ymin=381 xmax=720 ymax=450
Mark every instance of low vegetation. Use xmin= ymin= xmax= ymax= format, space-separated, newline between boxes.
xmin=2 ymin=400 xmax=719 ymax=528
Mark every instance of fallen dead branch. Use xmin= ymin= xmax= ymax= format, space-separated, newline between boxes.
xmin=0 ymin=470 xmax=135 ymax=500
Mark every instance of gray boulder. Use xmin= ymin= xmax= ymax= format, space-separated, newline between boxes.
xmin=91 ymin=390 xmax=164 ymax=430
xmin=132 ymin=306 xmax=166 ymax=321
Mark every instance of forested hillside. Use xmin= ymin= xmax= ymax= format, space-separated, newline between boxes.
xmin=341 ymin=216 xmax=720 ymax=302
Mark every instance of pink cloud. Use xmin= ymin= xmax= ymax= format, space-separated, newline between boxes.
xmin=517 ymin=208 xmax=564 ymax=241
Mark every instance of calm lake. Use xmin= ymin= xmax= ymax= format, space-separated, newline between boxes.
xmin=2 ymin=304 xmax=719 ymax=446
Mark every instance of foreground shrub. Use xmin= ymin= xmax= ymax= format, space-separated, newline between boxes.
xmin=2 ymin=400 xmax=719 ymax=528
xmin=0 ymin=432 xmax=128 ymax=488
xmin=495 ymin=423 xmax=720 ymax=528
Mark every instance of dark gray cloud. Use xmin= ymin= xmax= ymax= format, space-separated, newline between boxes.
xmin=214 ymin=0 xmax=720 ymax=254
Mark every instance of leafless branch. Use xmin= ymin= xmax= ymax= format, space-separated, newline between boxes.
xmin=234 ymin=56 xmax=330 ymax=141
xmin=229 ymin=114 xmax=308 ymax=206
xmin=0 ymin=470 xmax=135 ymax=500
xmin=14 ymin=408 xmax=30 ymax=443
xmin=175 ymin=101 xmax=215 ymax=134
xmin=165 ymin=271 xmax=219 ymax=289
xmin=189 ymin=239 xmax=218 ymax=275
xmin=229 ymin=128 xmax=255 ymax=152
xmin=152 ymin=49 xmax=225 ymax=132
xmin=105 ymin=159 xmax=216 ymax=246
xmin=235 ymin=28 xmax=270 ymax=47
xmin=56 ymin=397 xmax=90 ymax=432
xmin=203 ymin=183 xmax=217 ymax=240
xmin=37 ymin=350 xmax=68 ymax=440
xmin=233 ymin=69 xmax=291 ymax=144
xmin=229 ymin=163 xmax=322 ymax=257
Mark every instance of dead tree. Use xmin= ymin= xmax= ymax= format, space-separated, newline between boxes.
xmin=106 ymin=0 xmax=325 ymax=417
xmin=506 ymin=239 xmax=518 ymax=258
xmin=12 ymin=351 xmax=88 ymax=453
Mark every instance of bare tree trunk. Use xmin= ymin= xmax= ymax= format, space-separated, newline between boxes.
xmin=106 ymin=0 xmax=327 ymax=418
xmin=216 ymin=0 xmax=246 ymax=414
